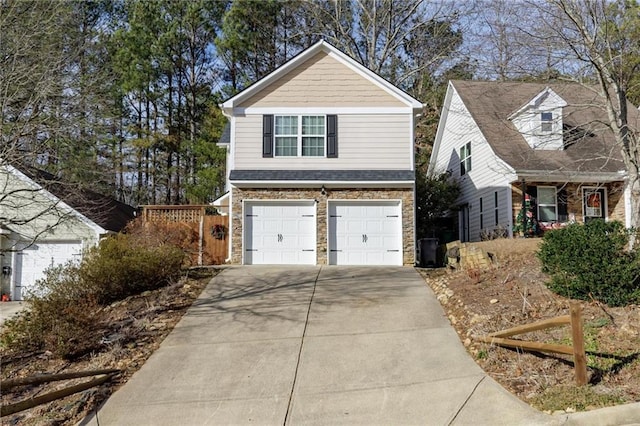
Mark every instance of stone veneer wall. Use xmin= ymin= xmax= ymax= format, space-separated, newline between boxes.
xmin=230 ymin=187 xmax=415 ymax=265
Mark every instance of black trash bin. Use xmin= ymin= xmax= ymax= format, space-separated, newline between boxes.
xmin=419 ymin=238 xmax=439 ymax=267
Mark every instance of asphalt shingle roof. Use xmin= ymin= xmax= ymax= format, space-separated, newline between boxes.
xmin=450 ymin=80 xmax=640 ymax=175
xmin=17 ymin=165 xmax=137 ymax=232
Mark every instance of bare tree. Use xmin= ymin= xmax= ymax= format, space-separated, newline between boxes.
xmin=301 ymin=0 xmax=467 ymax=89
xmin=0 ymin=1 xmax=128 ymax=252
xmin=537 ymin=0 xmax=640 ymax=228
xmin=463 ymin=0 xmax=567 ymax=80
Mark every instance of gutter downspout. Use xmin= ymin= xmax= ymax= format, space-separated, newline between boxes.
xmin=220 ymin=105 xmax=233 ymax=264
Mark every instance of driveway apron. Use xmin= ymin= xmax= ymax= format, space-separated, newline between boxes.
xmin=83 ymin=266 xmax=553 ymax=426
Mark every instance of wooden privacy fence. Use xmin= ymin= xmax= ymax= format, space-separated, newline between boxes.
xmin=474 ymin=302 xmax=588 ymax=385
xmin=142 ymin=205 xmax=228 ymax=265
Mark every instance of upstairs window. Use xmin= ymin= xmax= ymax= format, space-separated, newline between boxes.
xmin=460 ymin=142 xmax=471 ymax=175
xmin=274 ymin=115 xmax=325 ymax=157
xmin=541 ymin=112 xmax=553 ymax=132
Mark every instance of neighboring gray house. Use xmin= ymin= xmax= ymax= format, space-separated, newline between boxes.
xmin=214 ymin=40 xmax=423 ymax=265
xmin=0 ymin=163 xmax=136 ymax=300
xmin=429 ymin=80 xmax=640 ymax=242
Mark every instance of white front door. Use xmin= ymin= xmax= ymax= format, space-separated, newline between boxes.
xmin=13 ymin=241 xmax=83 ymax=300
xmin=328 ymin=201 xmax=402 ymax=265
xmin=244 ymin=201 xmax=316 ymax=265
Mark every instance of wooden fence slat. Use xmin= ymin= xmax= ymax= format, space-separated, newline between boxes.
xmin=475 ymin=304 xmax=589 ymax=386
xmin=475 ymin=335 xmax=574 ymax=355
xmin=141 ymin=205 xmax=228 ymax=265
xmin=570 ymin=303 xmax=588 ymax=386
xmin=488 ymin=315 xmax=571 ymax=338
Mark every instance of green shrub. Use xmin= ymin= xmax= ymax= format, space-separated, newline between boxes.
xmin=0 ymin=234 xmax=185 ymax=358
xmin=537 ymin=220 xmax=640 ymax=306
xmin=79 ymin=234 xmax=185 ymax=304
xmin=0 ymin=264 xmax=103 ymax=359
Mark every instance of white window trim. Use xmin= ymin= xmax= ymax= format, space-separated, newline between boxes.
xmin=582 ymin=186 xmax=607 ymax=221
xmin=537 ymin=186 xmax=558 ymax=222
xmin=494 ymin=191 xmax=499 ymax=226
xmin=274 ymin=114 xmax=326 ymax=158
xmin=540 ymin=111 xmax=553 ymax=133
xmin=460 ymin=142 xmax=471 ymax=176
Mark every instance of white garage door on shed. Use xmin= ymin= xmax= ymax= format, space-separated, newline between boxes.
xmin=13 ymin=241 xmax=83 ymax=300
xmin=244 ymin=201 xmax=316 ymax=265
xmin=328 ymin=201 xmax=403 ymax=266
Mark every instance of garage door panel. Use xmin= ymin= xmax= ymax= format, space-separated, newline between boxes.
xmin=244 ymin=201 xmax=316 ymax=265
xmin=14 ymin=241 xmax=83 ymax=300
xmin=328 ymin=201 xmax=402 ymax=266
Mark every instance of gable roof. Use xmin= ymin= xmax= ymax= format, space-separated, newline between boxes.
xmin=448 ymin=80 xmax=638 ymax=177
xmin=220 ymin=39 xmax=423 ymax=114
xmin=507 ymin=86 xmax=568 ymax=120
xmin=5 ymin=163 xmax=136 ymax=233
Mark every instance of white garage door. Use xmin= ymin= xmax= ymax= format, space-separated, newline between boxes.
xmin=13 ymin=241 xmax=83 ymax=300
xmin=244 ymin=201 xmax=316 ymax=265
xmin=328 ymin=201 xmax=402 ymax=266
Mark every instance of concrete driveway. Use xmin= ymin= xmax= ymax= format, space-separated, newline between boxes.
xmin=0 ymin=301 xmax=26 ymax=324
xmin=82 ymin=266 xmax=556 ymax=425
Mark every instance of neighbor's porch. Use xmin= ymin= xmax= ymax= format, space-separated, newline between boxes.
xmin=510 ymin=181 xmax=627 ymax=236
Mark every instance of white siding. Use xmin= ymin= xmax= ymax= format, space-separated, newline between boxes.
xmin=0 ymin=168 xmax=100 ymax=246
xmin=512 ymin=105 xmax=564 ymax=150
xmin=234 ymin=114 xmax=412 ymax=170
xmin=431 ymin=87 xmax=515 ymax=242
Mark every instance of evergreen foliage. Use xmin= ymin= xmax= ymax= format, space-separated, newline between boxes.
xmin=537 ymin=220 xmax=640 ymax=307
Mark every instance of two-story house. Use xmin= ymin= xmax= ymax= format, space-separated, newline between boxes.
xmin=215 ymin=40 xmax=422 ymax=265
xmin=429 ymin=80 xmax=639 ymax=242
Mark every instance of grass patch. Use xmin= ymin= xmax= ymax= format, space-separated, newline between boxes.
xmin=530 ymin=385 xmax=625 ymax=412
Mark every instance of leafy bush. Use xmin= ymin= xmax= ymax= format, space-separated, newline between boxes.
xmin=0 ymin=233 xmax=185 ymax=358
xmin=80 ymin=234 xmax=185 ymax=304
xmin=0 ymin=265 xmax=103 ymax=358
xmin=537 ymin=220 xmax=640 ymax=306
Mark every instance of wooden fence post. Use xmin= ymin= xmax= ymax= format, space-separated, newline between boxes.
xmin=570 ymin=302 xmax=588 ymax=386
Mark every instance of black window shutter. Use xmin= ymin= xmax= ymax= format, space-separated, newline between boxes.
xmin=326 ymin=115 xmax=338 ymax=158
xmin=557 ymin=188 xmax=568 ymax=221
xmin=263 ymin=115 xmax=274 ymax=158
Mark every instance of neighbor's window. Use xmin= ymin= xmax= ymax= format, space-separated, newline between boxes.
xmin=537 ymin=186 xmax=557 ymax=221
xmin=494 ymin=191 xmax=499 ymax=226
xmin=275 ymin=115 xmax=325 ymax=157
xmin=541 ymin=112 xmax=553 ymax=132
xmin=460 ymin=142 xmax=471 ymax=175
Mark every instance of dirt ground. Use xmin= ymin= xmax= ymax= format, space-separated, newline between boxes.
xmin=2 ymin=246 xmax=639 ymax=424
xmin=0 ymin=268 xmax=216 ymax=426
xmin=419 ymin=238 xmax=640 ymax=413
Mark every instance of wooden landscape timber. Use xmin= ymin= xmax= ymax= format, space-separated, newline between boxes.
xmin=474 ymin=303 xmax=588 ymax=385
xmin=1 ymin=369 xmax=121 ymax=417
